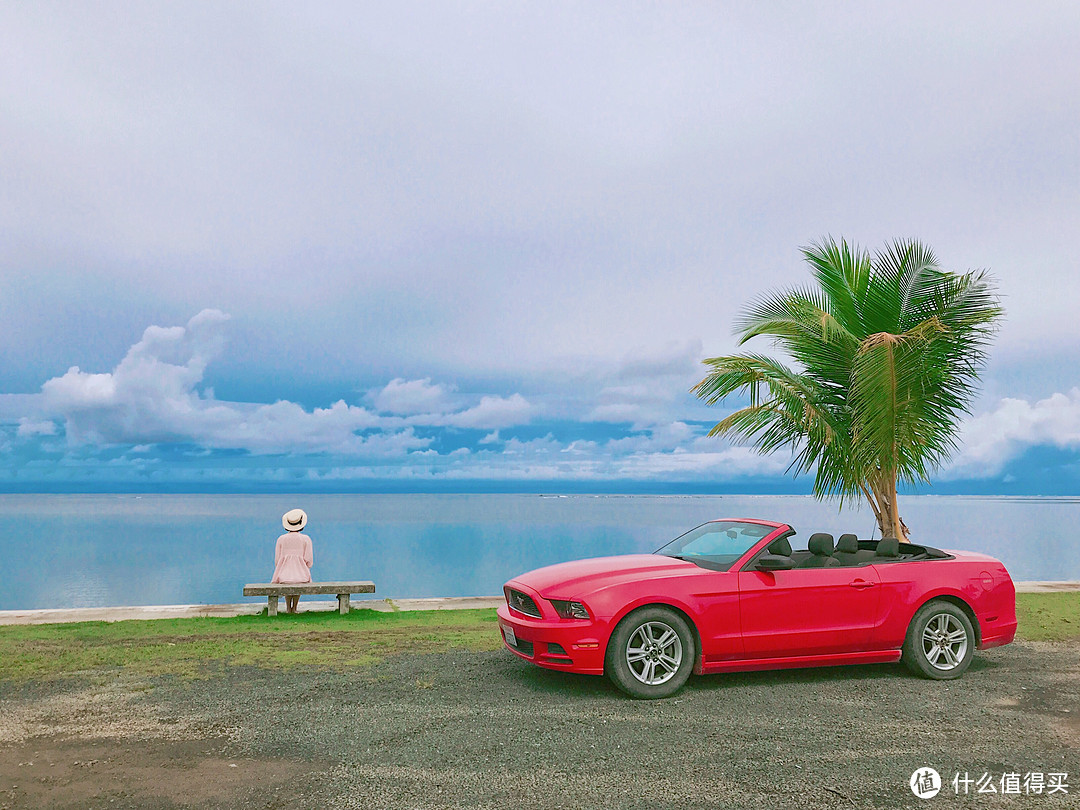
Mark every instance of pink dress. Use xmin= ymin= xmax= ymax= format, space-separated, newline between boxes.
xmin=272 ymin=532 xmax=313 ymax=583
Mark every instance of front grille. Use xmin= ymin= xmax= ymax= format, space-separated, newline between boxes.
xmin=506 ymin=588 xmax=541 ymax=618
xmin=512 ymin=639 xmax=534 ymax=656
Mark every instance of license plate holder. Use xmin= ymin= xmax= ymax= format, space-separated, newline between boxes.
xmin=503 ymin=625 xmax=517 ymax=647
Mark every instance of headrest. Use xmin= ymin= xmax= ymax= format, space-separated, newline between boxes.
xmin=768 ymin=535 xmax=792 ymax=556
xmin=836 ymin=533 xmax=858 ymax=554
xmin=876 ymin=537 xmax=900 ymax=557
xmin=808 ymin=533 xmax=834 ymax=556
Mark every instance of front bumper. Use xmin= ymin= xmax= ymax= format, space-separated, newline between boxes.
xmin=496 ymin=589 xmax=609 ymax=675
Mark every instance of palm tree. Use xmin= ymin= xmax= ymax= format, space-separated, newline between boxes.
xmin=692 ymin=238 xmax=1002 ymax=541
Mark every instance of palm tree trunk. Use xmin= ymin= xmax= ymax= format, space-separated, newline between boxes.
xmin=885 ymin=465 xmax=910 ymax=542
xmin=864 ymin=473 xmax=910 ymax=542
xmin=876 ymin=499 xmax=893 ymax=541
xmin=887 ymin=489 xmax=910 ymax=542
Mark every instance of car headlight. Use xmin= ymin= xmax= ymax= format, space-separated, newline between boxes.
xmin=550 ymin=599 xmax=591 ymax=620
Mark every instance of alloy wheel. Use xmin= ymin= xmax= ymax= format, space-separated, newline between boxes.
xmin=625 ymin=621 xmax=683 ymax=685
xmin=921 ymin=612 xmax=969 ymax=671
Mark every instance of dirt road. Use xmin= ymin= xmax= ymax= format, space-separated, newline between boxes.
xmin=1 ymin=641 xmax=1077 ymax=809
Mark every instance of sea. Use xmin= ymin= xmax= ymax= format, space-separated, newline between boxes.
xmin=1 ymin=493 xmax=1077 ymax=611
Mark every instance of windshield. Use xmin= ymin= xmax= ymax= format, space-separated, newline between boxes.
xmin=655 ymin=521 xmax=775 ymax=570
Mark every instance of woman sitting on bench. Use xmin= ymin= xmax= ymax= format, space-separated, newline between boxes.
xmin=272 ymin=508 xmax=314 ymax=613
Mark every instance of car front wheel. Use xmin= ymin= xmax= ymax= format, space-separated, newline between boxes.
xmin=605 ymin=606 xmax=695 ymax=699
xmin=902 ymin=600 xmax=975 ymax=680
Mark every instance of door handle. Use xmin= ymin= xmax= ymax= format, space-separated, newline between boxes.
xmin=849 ymin=579 xmax=876 ymax=589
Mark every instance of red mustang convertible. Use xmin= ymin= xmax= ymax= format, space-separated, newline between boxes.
xmin=497 ymin=519 xmax=1017 ymax=698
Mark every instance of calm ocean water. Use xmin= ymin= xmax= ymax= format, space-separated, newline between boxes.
xmin=1 ymin=493 xmax=1077 ymax=611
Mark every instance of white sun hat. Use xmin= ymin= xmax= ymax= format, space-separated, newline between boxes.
xmin=282 ymin=508 xmax=308 ymax=532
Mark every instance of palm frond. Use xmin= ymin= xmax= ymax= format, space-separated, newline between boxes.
xmin=694 ymin=236 xmax=1004 ymax=516
xmin=800 ymin=236 xmax=871 ymax=334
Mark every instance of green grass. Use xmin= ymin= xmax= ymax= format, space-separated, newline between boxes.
xmin=0 ymin=593 xmax=1076 ymax=683
xmin=0 ymin=608 xmax=502 ymax=682
xmin=1015 ymin=592 xmax=1080 ymax=642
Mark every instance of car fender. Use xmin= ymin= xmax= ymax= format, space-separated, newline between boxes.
xmin=605 ymin=595 xmax=704 ymax=667
xmin=879 ymin=585 xmax=979 ymax=650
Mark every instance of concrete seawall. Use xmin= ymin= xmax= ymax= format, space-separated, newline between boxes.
xmin=0 ymin=583 xmax=1076 ymax=626
xmin=0 ymin=596 xmax=505 ymax=626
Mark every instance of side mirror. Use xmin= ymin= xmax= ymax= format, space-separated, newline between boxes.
xmin=756 ymin=553 xmax=795 ymax=572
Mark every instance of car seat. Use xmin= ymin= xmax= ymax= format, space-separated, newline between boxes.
xmin=834 ymin=533 xmax=861 ymax=564
xmin=798 ymin=533 xmax=839 ymax=568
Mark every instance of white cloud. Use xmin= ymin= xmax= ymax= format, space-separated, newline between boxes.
xmin=16 ymin=418 xmax=56 ymax=437
xmin=445 ymin=432 xmax=789 ymax=482
xmin=588 ymin=402 xmax=652 ymax=424
xmin=605 ymin=421 xmax=696 ymax=454
xmin=438 ymin=393 xmax=533 ymax=429
xmin=368 ymin=378 xmax=452 ymax=415
xmin=32 ymin=311 xmax=533 ymax=456
xmin=610 ymin=340 xmax=704 ymax=383
xmin=367 ymin=379 xmax=534 ymax=429
xmin=948 ymin=388 xmax=1080 ymax=477
xmin=562 ymin=440 xmax=598 ymax=455
xmin=37 ymin=310 xmax=414 ymax=455
xmin=616 ymin=445 xmax=791 ymax=479
xmin=583 ymin=340 xmax=708 ymax=427
xmin=333 ymin=423 xmax=789 ymax=483
xmin=42 ymin=308 xmax=231 ymax=414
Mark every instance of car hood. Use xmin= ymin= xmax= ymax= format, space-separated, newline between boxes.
xmin=508 ymin=554 xmax=699 ymax=598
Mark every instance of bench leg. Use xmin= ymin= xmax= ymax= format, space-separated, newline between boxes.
xmin=267 ymin=596 xmax=279 ymax=617
xmin=337 ymin=593 xmax=350 ymax=615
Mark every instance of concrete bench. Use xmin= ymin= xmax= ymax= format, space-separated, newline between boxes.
xmin=243 ymin=581 xmax=375 ymax=616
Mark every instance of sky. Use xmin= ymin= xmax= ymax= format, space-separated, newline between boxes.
xmin=1 ymin=2 xmax=1079 ymax=493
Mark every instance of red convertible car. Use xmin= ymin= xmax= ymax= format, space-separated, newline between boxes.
xmin=497 ymin=519 xmax=1017 ymax=698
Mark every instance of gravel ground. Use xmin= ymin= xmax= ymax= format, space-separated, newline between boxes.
xmin=2 ymin=641 xmax=1078 ymax=809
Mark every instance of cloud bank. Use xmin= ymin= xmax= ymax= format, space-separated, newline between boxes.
xmin=2 ymin=309 xmax=1079 ymax=490
xmin=0 ymin=311 xmax=793 ymax=485
xmin=946 ymin=389 xmax=1080 ymax=478
xmin=33 ymin=310 xmax=533 ymax=457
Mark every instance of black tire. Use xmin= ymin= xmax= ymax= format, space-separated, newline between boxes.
xmin=902 ymin=600 xmax=975 ymax=680
xmin=605 ymin=606 xmax=695 ymax=699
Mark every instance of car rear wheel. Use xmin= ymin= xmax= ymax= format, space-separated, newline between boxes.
xmin=605 ymin=606 xmax=695 ymax=699
xmin=902 ymin=600 xmax=975 ymax=680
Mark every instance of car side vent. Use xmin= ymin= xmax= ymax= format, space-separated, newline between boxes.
xmin=506 ymin=588 xmax=541 ymax=618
